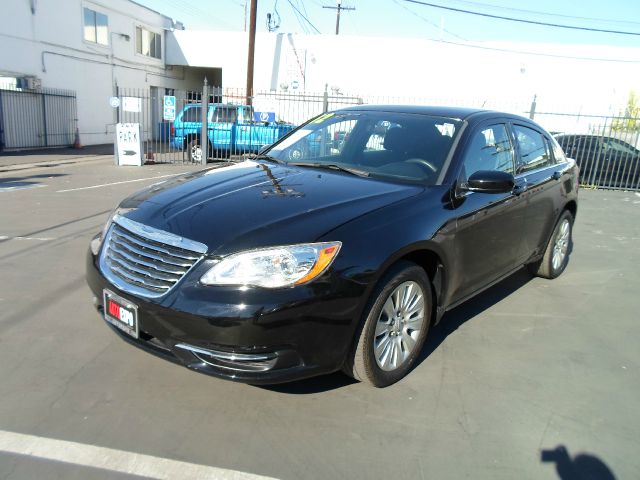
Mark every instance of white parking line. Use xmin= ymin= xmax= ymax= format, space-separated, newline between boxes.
xmin=0 ymin=429 xmax=278 ymax=480
xmin=0 ymin=235 xmax=55 ymax=241
xmin=56 ymin=173 xmax=183 ymax=193
xmin=0 ymin=184 xmax=47 ymax=192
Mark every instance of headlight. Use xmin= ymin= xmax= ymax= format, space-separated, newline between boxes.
xmin=200 ymin=242 xmax=341 ymax=288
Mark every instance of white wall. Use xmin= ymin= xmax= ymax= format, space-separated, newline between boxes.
xmin=0 ymin=0 xmax=216 ymax=145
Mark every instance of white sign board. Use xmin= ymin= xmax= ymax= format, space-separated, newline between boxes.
xmin=116 ymin=123 xmax=143 ymax=166
xmin=122 ymin=97 xmax=141 ymax=113
xmin=109 ymin=96 xmax=120 ymax=108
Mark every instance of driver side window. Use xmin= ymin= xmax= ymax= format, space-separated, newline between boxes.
xmin=462 ymin=124 xmax=515 ymax=179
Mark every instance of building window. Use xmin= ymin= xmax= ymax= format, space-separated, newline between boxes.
xmin=83 ymin=8 xmax=108 ymax=45
xmin=136 ymin=27 xmax=162 ymax=59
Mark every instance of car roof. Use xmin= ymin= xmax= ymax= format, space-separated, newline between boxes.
xmin=334 ymin=104 xmax=531 ymax=123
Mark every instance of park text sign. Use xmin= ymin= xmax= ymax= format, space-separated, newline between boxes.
xmin=116 ymin=123 xmax=142 ymax=166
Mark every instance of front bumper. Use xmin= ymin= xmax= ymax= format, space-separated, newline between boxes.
xmin=86 ymin=248 xmax=364 ymax=384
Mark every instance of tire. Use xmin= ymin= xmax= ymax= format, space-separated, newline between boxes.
xmin=528 ymin=210 xmax=573 ymax=279
xmin=186 ymin=139 xmax=212 ymax=163
xmin=186 ymin=138 xmax=202 ymax=163
xmin=344 ymin=261 xmax=433 ymax=387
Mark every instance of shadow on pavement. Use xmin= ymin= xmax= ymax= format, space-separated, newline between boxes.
xmin=0 ymin=144 xmax=113 ymax=157
xmin=263 ymin=268 xmax=533 ymax=395
xmin=0 ymin=173 xmax=68 ymax=192
xmin=416 ymin=267 xmax=533 ymax=367
xmin=541 ymin=445 xmax=616 ymax=480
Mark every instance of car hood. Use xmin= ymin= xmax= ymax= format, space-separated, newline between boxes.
xmin=120 ymin=160 xmax=423 ymax=255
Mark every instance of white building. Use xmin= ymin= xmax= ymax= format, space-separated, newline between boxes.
xmin=1 ymin=0 xmax=220 ymax=147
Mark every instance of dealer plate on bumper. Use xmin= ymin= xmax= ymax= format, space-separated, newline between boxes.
xmin=103 ymin=289 xmax=139 ymax=339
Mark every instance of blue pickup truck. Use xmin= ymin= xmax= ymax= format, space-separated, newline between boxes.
xmin=170 ymin=103 xmax=295 ymax=162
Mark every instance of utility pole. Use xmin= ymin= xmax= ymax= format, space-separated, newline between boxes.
xmin=322 ymin=1 xmax=355 ymax=35
xmin=246 ymin=0 xmax=257 ymax=105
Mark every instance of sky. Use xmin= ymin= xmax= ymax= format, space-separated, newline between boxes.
xmin=135 ymin=0 xmax=640 ymax=48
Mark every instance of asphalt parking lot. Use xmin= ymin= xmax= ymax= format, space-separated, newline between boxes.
xmin=0 ymin=150 xmax=639 ymax=480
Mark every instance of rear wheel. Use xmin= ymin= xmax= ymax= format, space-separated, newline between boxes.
xmin=187 ymin=139 xmax=202 ymax=163
xmin=528 ymin=210 xmax=573 ymax=279
xmin=187 ymin=139 xmax=212 ymax=163
xmin=344 ymin=261 xmax=433 ymax=387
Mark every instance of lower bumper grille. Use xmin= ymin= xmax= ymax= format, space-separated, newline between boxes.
xmin=175 ymin=343 xmax=278 ymax=372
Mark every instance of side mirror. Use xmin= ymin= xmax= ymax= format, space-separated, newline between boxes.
xmin=462 ymin=170 xmax=515 ymax=194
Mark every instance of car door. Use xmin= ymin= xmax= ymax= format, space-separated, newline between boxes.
xmin=511 ymin=123 xmax=570 ymax=260
xmin=449 ymin=121 xmax=528 ymax=303
xmin=211 ymin=106 xmax=236 ymax=153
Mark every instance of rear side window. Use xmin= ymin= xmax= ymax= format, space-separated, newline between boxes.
xmin=182 ymin=106 xmax=202 ymax=122
xmin=461 ymin=124 xmax=515 ymax=178
xmin=213 ymin=107 xmax=238 ymax=123
xmin=513 ymin=125 xmax=552 ymax=173
xmin=549 ymin=137 xmax=567 ymax=164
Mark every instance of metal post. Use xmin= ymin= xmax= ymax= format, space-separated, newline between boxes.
xmin=529 ymin=94 xmax=537 ymax=120
xmin=322 ymin=83 xmax=329 ymax=113
xmin=201 ymin=77 xmax=209 ymax=165
xmin=246 ymin=0 xmax=258 ymax=106
xmin=41 ymin=92 xmax=48 ymax=147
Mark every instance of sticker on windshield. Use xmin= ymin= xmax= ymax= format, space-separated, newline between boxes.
xmin=310 ymin=113 xmax=335 ymax=124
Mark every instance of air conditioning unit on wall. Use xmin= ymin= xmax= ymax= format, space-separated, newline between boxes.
xmin=16 ymin=76 xmax=42 ymax=90
xmin=26 ymin=77 xmax=42 ymax=90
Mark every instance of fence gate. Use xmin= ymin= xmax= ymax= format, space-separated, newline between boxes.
xmin=0 ymin=85 xmax=77 ymax=151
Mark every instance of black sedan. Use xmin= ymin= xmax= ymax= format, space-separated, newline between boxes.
xmin=554 ymin=133 xmax=640 ymax=190
xmin=86 ymin=106 xmax=578 ymax=387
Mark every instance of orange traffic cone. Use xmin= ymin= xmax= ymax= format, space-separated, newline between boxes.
xmin=145 ymin=143 xmax=156 ymax=164
xmin=73 ymin=127 xmax=83 ymax=149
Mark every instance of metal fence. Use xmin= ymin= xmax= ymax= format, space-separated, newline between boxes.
xmin=0 ymin=84 xmax=77 ymax=151
xmin=4 ymin=79 xmax=628 ymax=192
xmin=530 ymin=112 xmax=640 ymax=191
xmin=115 ymin=84 xmax=367 ymax=164
xmin=116 ymin=82 xmax=639 ymax=191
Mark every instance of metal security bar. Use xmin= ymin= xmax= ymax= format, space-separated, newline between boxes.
xmin=533 ymin=112 xmax=640 ymax=191
xmin=0 ymin=85 xmax=77 ymax=151
xmin=115 ymin=84 xmax=368 ymax=165
xmin=114 ymin=81 xmax=640 ymax=191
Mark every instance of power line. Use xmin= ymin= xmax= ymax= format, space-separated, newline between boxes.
xmin=392 ymin=0 xmax=466 ymax=41
xmin=436 ymin=38 xmax=640 ymax=64
xmin=402 ymin=0 xmax=640 ymax=37
xmin=286 ymin=0 xmax=321 ymax=33
xmin=444 ymin=0 xmax=640 ymax=28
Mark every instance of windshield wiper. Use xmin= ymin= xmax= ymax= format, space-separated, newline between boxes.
xmin=247 ymin=154 xmax=285 ymax=164
xmin=288 ymin=162 xmax=370 ymax=177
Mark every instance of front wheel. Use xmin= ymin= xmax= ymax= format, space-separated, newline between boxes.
xmin=344 ymin=261 xmax=433 ymax=387
xmin=528 ymin=210 xmax=574 ymax=279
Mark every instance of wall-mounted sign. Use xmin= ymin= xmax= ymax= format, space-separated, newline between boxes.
xmin=163 ymin=95 xmax=176 ymax=121
xmin=254 ymin=111 xmax=276 ymax=123
xmin=109 ymin=96 xmax=120 ymax=108
xmin=116 ymin=123 xmax=142 ymax=166
xmin=122 ymin=97 xmax=141 ymax=113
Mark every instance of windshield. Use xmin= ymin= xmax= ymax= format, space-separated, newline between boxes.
xmin=265 ymin=111 xmax=462 ymax=184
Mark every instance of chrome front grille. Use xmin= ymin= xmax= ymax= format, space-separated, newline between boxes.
xmin=99 ymin=215 xmax=207 ymax=298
